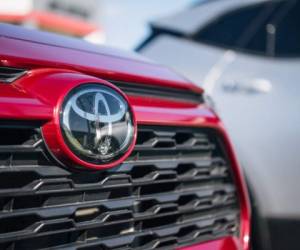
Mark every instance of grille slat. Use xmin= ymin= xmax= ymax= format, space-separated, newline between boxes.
xmin=0 ymin=67 xmax=203 ymax=103
xmin=0 ymin=191 xmax=237 ymax=221
xmin=0 ymin=183 xmax=235 ymax=212
xmin=0 ymin=124 xmax=239 ymax=250
xmin=1 ymin=217 xmax=236 ymax=250
xmin=0 ymin=210 xmax=238 ymax=247
xmin=111 ymin=81 xmax=203 ymax=104
xmin=0 ymin=67 xmax=26 ymax=83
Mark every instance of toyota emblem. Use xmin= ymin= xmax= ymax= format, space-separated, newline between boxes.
xmin=59 ymin=83 xmax=135 ymax=166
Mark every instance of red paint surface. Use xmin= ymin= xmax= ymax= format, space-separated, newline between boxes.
xmin=178 ymin=237 xmax=240 ymax=250
xmin=0 ymin=26 xmax=250 ymax=250
xmin=0 ymin=27 xmax=203 ymax=94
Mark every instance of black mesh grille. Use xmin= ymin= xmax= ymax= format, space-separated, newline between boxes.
xmin=0 ymin=123 xmax=239 ymax=250
xmin=111 ymin=81 xmax=203 ymax=104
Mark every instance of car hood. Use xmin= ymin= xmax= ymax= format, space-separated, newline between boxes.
xmin=0 ymin=23 xmax=151 ymax=63
xmin=0 ymin=24 xmax=202 ymax=94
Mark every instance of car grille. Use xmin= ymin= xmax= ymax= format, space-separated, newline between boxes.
xmin=0 ymin=122 xmax=239 ymax=250
xmin=0 ymin=66 xmax=203 ymax=104
xmin=111 ymin=81 xmax=203 ymax=104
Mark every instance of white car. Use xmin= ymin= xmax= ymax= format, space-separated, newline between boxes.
xmin=138 ymin=0 xmax=300 ymax=249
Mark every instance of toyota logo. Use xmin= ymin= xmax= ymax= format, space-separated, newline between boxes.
xmin=59 ymin=83 xmax=135 ymax=166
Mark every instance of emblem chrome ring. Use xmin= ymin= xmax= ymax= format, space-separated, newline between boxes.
xmin=59 ymin=83 xmax=136 ymax=167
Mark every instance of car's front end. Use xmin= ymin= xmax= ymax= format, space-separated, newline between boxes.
xmin=0 ymin=24 xmax=250 ymax=250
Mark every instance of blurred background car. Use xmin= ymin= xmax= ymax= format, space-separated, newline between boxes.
xmin=137 ymin=0 xmax=300 ymax=249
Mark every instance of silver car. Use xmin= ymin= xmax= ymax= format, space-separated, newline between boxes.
xmin=138 ymin=0 xmax=300 ymax=249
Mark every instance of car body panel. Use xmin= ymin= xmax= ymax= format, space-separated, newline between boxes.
xmin=0 ymin=23 xmax=144 ymax=63
xmin=0 ymin=24 xmax=202 ymax=94
xmin=213 ymin=52 xmax=300 ymax=217
xmin=178 ymin=236 xmax=240 ymax=250
xmin=140 ymin=34 xmax=227 ymax=87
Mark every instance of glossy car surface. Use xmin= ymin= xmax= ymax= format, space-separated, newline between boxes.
xmin=138 ymin=0 xmax=300 ymax=249
xmin=0 ymin=23 xmax=250 ymax=250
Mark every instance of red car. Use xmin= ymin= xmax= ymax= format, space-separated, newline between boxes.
xmin=0 ymin=24 xmax=250 ymax=250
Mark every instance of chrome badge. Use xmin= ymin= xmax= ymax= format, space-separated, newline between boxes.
xmin=60 ymin=84 xmax=135 ymax=165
